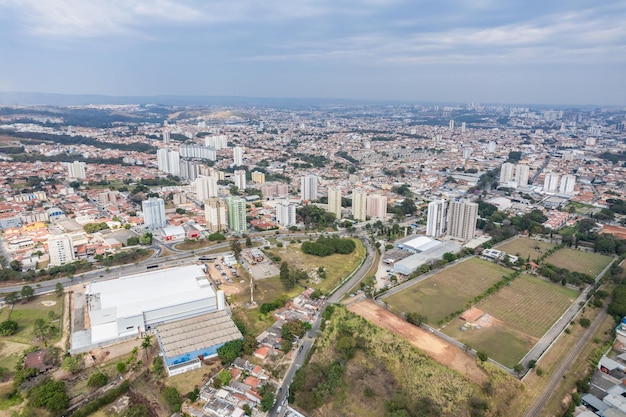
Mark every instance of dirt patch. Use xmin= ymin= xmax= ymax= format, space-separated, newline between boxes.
xmin=348 ymin=300 xmax=487 ymax=385
xmin=602 ymin=225 xmax=626 ymax=240
xmin=41 ymin=300 xmax=57 ymax=307
xmin=460 ymin=307 xmax=484 ymax=322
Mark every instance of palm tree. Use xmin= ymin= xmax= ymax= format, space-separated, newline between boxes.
xmin=141 ymin=334 xmax=152 ymax=361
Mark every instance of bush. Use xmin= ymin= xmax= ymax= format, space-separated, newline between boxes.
xmin=87 ymin=372 xmax=108 ymax=387
xmin=72 ymin=381 xmax=130 ymax=417
xmin=162 ymin=386 xmax=182 ymax=412
xmin=579 ymin=318 xmax=591 ymax=328
xmin=0 ymin=320 xmax=18 ymax=336
xmin=536 ymin=367 xmax=544 ymax=376
xmin=476 ymin=351 xmax=488 ymax=362
xmin=116 ymin=362 xmax=127 ymax=374
xmin=29 ymin=379 xmax=68 ymax=414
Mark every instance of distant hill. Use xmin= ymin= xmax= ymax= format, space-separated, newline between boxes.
xmin=0 ymin=91 xmax=391 ymax=107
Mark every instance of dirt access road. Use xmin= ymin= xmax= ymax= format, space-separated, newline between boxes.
xmin=348 ymin=300 xmax=487 ymax=384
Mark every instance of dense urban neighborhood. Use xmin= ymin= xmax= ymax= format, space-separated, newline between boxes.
xmin=1 ymin=102 xmax=626 ymax=417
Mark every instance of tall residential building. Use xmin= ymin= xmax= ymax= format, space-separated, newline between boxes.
xmin=559 ymin=174 xmax=576 ymax=195
xmin=487 ymin=141 xmax=496 ymax=153
xmin=447 ymin=199 xmax=478 ymax=241
xmin=196 ymin=176 xmax=218 ymax=201
xmin=179 ymin=144 xmax=216 ymax=161
xmin=352 ymin=190 xmax=367 ymax=221
xmin=66 ymin=161 xmax=86 ymax=179
xmin=544 ymin=173 xmax=560 ymax=193
xmin=234 ymin=170 xmax=247 ymax=190
xmin=142 ymin=197 xmax=167 ymax=230
xmin=461 ymin=122 xmax=466 ymax=133
xmin=449 ymin=119 xmax=455 ymax=130
xmin=205 ymin=135 xmax=227 ymax=150
xmin=514 ymin=164 xmax=530 ymax=188
xmin=276 ymin=201 xmax=297 ymax=227
xmin=156 ymin=148 xmax=180 ymax=176
xmin=328 ymin=187 xmax=342 ymax=219
xmin=204 ymin=198 xmax=227 ymax=233
xmin=366 ymin=194 xmax=387 ymax=219
xmin=500 ymin=162 xmax=515 ymax=184
xmin=163 ymin=130 xmax=171 ymax=143
xmin=48 ymin=234 xmax=74 ymax=266
xmin=300 ymin=175 xmax=318 ymax=202
xmin=426 ymin=199 xmax=448 ymax=237
xmin=180 ymin=160 xmax=201 ymax=181
xmin=251 ymin=171 xmax=265 ymax=184
xmin=233 ymin=146 xmax=243 ymax=166
xmin=226 ymin=196 xmax=247 ymax=234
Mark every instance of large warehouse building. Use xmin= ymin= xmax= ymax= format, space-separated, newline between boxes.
xmin=71 ymin=264 xmax=242 ymax=375
xmin=392 ymin=235 xmax=462 ymax=276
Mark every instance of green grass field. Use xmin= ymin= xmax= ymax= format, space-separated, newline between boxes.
xmin=496 ymin=238 xmax=556 ymax=261
xmin=545 ymin=248 xmax=613 ymax=277
xmin=443 ymin=274 xmax=578 ymax=367
xmin=0 ymin=293 xmax=64 ymax=369
xmin=384 ymin=258 xmax=513 ymax=325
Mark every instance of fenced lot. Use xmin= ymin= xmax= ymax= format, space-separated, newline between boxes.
xmin=383 ymin=258 xmax=513 ymax=325
xmin=496 ymin=237 xmax=556 ymax=261
xmin=544 ymin=248 xmax=613 ymax=277
xmin=443 ymin=274 xmax=578 ymax=367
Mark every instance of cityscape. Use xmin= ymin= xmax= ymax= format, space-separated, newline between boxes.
xmin=1 ymin=1 xmax=626 ymax=417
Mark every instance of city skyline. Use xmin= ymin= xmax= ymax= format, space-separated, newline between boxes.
xmin=0 ymin=0 xmax=624 ymax=105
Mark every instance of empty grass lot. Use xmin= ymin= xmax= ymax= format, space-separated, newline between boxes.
xmin=384 ymin=258 xmax=513 ymax=325
xmin=545 ymin=248 xmax=613 ymax=277
xmin=496 ymin=238 xmax=556 ymax=261
xmin=0 ymin=293 xmax=64 ymax=369
xmin=443 ymin=274 xmax=578 ymax=367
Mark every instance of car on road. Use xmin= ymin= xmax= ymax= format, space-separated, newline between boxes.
xmin=298 ymin=345 xmax=304 ymax=354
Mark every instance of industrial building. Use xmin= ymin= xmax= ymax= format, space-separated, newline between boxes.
xmin=392 ymin=235 xmax=462 ymax=276
xmin=71 ymin=265 xmax=242 ymax=375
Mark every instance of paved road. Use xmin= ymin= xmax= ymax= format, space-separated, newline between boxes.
xmin=268 ymin=234 xmax=374 ymax=416
xmin=520 ymin=256 xmax=615 ymax=369
xmin=523 ymin=302 xmax=608 ymax=417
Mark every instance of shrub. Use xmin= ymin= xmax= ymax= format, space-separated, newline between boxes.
xmin=579 ymin=318 xmax=591 ymax=328
xmin=162 ymin=386 xmax=182 ymax=412
xmin=87 ymin=372 xmax=108 ymax=387
xmin=0 ymin=320 xmax=18 ymax=336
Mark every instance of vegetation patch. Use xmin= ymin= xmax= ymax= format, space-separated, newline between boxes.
xmin=384 ymin=258 xmax=512 ymax=325
xmin=544 ymin=248 xmax=613 ymax=277
xmin=496 ymin=237 xmax=556 ymax=261
xmin=290 ymin=305 xmax=522 ymax=417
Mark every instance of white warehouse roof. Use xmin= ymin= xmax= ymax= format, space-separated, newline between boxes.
xmin=87 ymin=264 xmax=216 ymax=321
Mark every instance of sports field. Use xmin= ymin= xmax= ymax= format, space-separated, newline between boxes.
xmin=544 ymin=248 xmax=613 ymax=277
xmin=383 ymin=258 xmax=513 ymax=325
xmin=496 ymin=238 xmax=556 ymax=261
xmin=443 ymin=274 xmax=578 ymax=367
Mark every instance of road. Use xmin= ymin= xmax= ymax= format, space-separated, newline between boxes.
xmin=268 ymin=234 xmax=374 ymax=416
xmin=523 ymin=303 xmax=608 ymax=417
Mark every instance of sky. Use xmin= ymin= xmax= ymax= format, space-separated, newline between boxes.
xmin=0 ymin=0 xmax=625 ymax=105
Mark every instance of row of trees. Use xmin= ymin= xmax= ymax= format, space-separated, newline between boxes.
xmin=280 ymin=262 xmax=308 ymax=290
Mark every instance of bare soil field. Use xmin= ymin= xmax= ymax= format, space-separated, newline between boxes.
xmin=601 ymin=224 xmax=626 ymax=240
xmin=348 ymin=300 xmax=487 ymax=384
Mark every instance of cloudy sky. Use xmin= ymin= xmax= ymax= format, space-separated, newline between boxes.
xmin=0 ymin=0 xmax=624 ymax=105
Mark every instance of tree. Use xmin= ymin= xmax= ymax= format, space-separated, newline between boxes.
xmin=405 ymin=312 xmax=427 ymax=327
xmin=231 ymin=239 xmax=242 ymax=260
xmin=217 ymin=369 xmax=232 ymax=386
xmin=55 ymin=282 xmax=64 ymax=298
xmin=5 ymin=291 xmax=19 ymax=305
xmin=282 ymin=319 xmax=305 ymax=342
xmin=116 ymin=362 xmax=127 ymax=374
xmin=260 ymin=390 xmax=275 ymax=412
xmin=477 ymin=350 xmax=489 ymax=362
xmin=528 ymin=359 xmax=537 ymax=369
xmin=21 ymin=285 xmax=34 ymax=301
xmin=62 ymin=355 xmax=84 ymax=374
xmin=126 ymin=236 xmax=140 ymax=246
xmin=29 ymin=379 xmax=69 ymax=414
xmin=152 ymin=356 xmax=165 ymax=376
xmin=217 ymin=339 xmax=243 ymax=364
xmin=10 ymin=259 xmax=22 ymax=272
xmin=243 ymin=334 xmax=258 ymax=355
xmin=141 ymin=334 xmax=152 ymax=361
xmin=280 ymin=262 xmax=294 ymax=290
xmin=125 ymin=404 xmax=149 ymax=417
xmin=0 ymin=320 xmax=18 ymax=336
xmin=162 ymin=386 xmax=182 ymax=412
xmin=140 ymin=232 xmax=153 ymax=245
xmin=513 ymin=363 xmax=524 ymax=376
xmin=245 ymin=236 xmax=252 ymax=247
xmin=87 ymin=372 xmax=108 ymax=387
